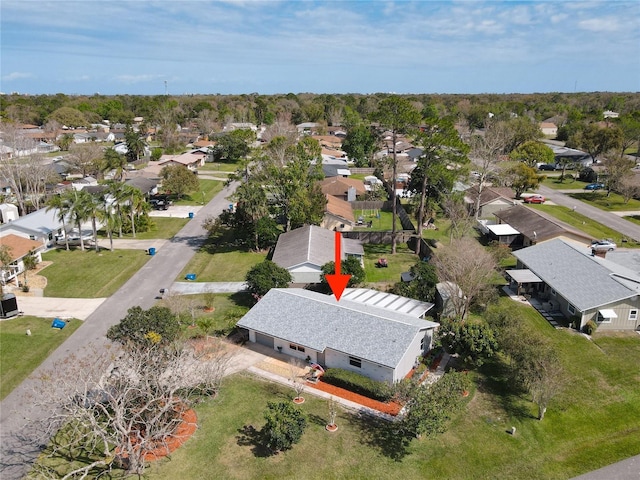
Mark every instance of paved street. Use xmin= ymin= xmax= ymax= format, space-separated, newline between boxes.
xmin=0 ymin=182 xmax=238 ymax=480
xmin=537 ymin=184 xmax=640 ymax=242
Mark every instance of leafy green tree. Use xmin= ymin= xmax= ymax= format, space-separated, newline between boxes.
xmin=391 ymin=261 xmax=438 ymax=303
xmin=232 ymin=180 xmax=269 ymax=250
xmin=616 ymin=113 xmax=640 ymax=158
xmin=320 ymin=257 xmax=365 ymax=291
xmin=47 ymin=106 xmax=88 ymax=127
xmin=0 ymin=245 xmax=13 ymax=294
xmin=437 ymin=319 xmax=498 ymax=368
xmin=21 ymin=250 xmax=38 ymax=287
xmin=503 ymin=162 xmax=542 ymax=198
xmin=245 ymin=260 xmax=292 ymax=299
xmin=262 ymin=401 xmax=307 ymax=452
xmin=503 ymin=116 xmax=543 ymax=153
xmin=402 ymin=371 xmax=469 ymax=439
xmin=342 ymin=125 xmax=377 ymax=167
xmin=161 ymin=164 xmax=200 ymax=199
xmin=409 ymin=117 xmax=469 ymax=250
xmin=151 ymin=147 xmax=163 ymax=161
xmin=55 ymin=133 xmax=74 ymax=151
xmin=570 ymin=123 xmax=623 ymax=163
xmin=510 ymin=141 xmax=554 ymax=168
xmin=253 ymin=216 xmax=280 ymax=251
xmin=107 ymin=306 xmax=181 ymax=347
xmin=212 ymin=129 xmax=255 ymax=163
xmin=375 ymin=96 xmax=421 ymax=254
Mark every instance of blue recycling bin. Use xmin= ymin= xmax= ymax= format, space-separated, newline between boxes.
xmin=186 ymin=273 xmax=196 ymax=281
xmin=148 ymin=247 xmax=156 ymax=256
xmin=188 ymin=212 xmax=194 ymax=219
xmin=52 ymin=318 xmax=66 ymax=329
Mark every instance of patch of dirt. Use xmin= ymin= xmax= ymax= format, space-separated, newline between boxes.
xmin=6 ymin=261 xmax=51 ymax=296
xmin=308 ymin=379 xmax=401 ymax=416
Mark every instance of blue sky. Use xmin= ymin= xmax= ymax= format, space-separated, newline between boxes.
xmin=1 ymin=0 xmax=639 ymax=95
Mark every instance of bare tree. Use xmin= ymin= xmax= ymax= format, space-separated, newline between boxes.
xmin=289 ymin=359 xmax=307 ymax=403
xmin=468 ymin=119 xmax=510 ymax=219
xmin=441 ymin=194 xmax=475 ymax=241
xmin=31 ymin=341 xmax=229 ymax=478
xmin=431 ymin=237 xmax=498 ymax=319
xmin=617 ymin=174 xmax=640 ymax=204
xmin=67 ymin=142 xmax=103 ymax=178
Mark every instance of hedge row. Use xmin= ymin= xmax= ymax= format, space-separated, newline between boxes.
xmin=322 ymin=368 xmax=392 ymax=402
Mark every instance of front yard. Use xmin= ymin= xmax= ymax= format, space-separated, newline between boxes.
xmin=172 ymin=179 xmax=224 ymax=206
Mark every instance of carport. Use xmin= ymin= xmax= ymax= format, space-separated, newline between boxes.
xmin=506 ymin=269 xmax=543 ymax=296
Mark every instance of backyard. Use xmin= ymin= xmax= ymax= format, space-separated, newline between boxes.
xmin=141 ymin=298 xmax=640 ymax=479
xmin=0 ymin=315 xmax=82 ymax=399
xmin=363 ymin=243 xmax=420 ymax=284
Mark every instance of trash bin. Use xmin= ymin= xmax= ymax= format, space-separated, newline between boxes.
xmin=148 ymin=247 xmax=156 ymax=256
xmin=186 ymin=273 xmax=196 ymax=281
xmin=188 ymin=212 xmax=194 ymax=219
xmin=52 ymin=318 xmax=66 ymax=329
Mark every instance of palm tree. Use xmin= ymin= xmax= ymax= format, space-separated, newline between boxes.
xmin=105 ymin=181 xmax=129 ymax=238
xmin=102 ymin=147 xmax=128 ymax=182
xmin=65 ymin=188 xmax=94 ymax=251
xmin=45 ymin=193 xmax=72 ymax=251
xmin=232 ymin=181 xmax=268 ymax=250
xmin=97 ymin=190 xmax=120 ymax=252
xmin=121 ymin=185 xmax=146 ymax=238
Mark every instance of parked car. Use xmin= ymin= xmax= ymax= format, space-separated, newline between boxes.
xmin=538 ymin=163 xmax=556 ymax=171
xmin=584 ymin=183 xmax=605 ymax=190
xmin=591 ymin=239 xmax=617 ymax=252
xmin=523 ymin=195 xmax=545 ymax=204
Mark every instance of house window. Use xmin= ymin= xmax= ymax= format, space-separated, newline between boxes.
xmin=630 ymin=309 xmax=638 ymax=321
xmin=289 ymin=343 xmax=305 ymax=353
xmin=348 ymin=356 xmax=362 ymax=368
xmin=568 ymin=304 xmax=575 ymax=315
xmin=29 ymin=235 xmax=36 ymax=240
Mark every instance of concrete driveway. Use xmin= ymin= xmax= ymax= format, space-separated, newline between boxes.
xmin=13 ymin=296 xmax=107 ymax=320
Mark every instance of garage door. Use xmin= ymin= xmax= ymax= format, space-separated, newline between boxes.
xmin=255 ymin=332 xmax=274 ymax=348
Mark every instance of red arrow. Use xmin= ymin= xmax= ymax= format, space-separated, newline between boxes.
xmin=325 ymin=231 xmax=351 ymax=301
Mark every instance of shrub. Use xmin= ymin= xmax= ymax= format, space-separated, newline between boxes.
xmin=583 ymin=320 xmax=598 ymax=335
xmin=262 ymin=401 xmax=307 ymax=452
xmin=322 ymin=368 xmax=392 ymax=402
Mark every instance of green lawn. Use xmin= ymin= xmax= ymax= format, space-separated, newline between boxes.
xmin=41 ymin=249 xmax=151 ymax=298
xmin=179 ymin=229 xmax=267 ymax=282
xmin=0 ymin=315 xmax=82 ymax=399
xmin=354 ymin=209 xmax=394 ymax=230
xmin=199 ymin=161 xmax=241 ymax=173
xmin=99 ymin=217 xmax=189 ymax=240
xmin=540 ymin=175 xmax=588 ymax=190
xmin=567 ymin=191 xmax=640 ymax=212
xmin=144 ymin=298 xmax=640 ymax=480
xmin=625 ymin=214 xmax=640 ymax=226
xmin=363 ymin=243 xmax=419 ymax=283
xmin=528 ymin=204 xmax=640 ymax=247
xmin=172 ymin=179 xmax=224 ymax=206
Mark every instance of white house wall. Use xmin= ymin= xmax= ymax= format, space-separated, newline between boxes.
xmin=324 ymin=348 xmax=394 ymax=384
xmin=393 ymin=330 xmax=433 ymax=382
xmin=584 ymin=298 xmax=640 ymax=331
xmin=289 ymin=263 xmax=323 ymax=284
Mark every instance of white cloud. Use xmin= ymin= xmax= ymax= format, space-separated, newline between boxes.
xmin=1 ymin=72 xmax=34 ymax=81
xmin=578 ymin=17 xmax=621 ymax=32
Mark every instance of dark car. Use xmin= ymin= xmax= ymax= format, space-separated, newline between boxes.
xmin=584 ymin=183 xmax=605 ymax=190
xmin=538 ymin=163 xmax=556 ymax=171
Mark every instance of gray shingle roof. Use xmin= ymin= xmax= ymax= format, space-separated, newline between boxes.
xmin=513 ymin=239 xmax=637 ymax=311
xmin=237 ymin=289 xmax=438 ymax=368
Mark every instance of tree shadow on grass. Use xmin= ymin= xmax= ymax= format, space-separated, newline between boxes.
xmin=349 ymin=413 xmax=412 ymax=462
xmin=235 ymin=424 xmax=273 ymax=458
xmin=478 ymin=358 xmax=535 ymax=420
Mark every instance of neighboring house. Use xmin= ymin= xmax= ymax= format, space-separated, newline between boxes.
xmin=0 ymin=207 xmax=67 ymax=248
xmin=464 ymin=186 xmax=515 ymax=219
xmin=493 ymin=205 xmax=593 ymax=247
xmin=0 ymin=234 xmax=43 ymax=286
xmin=322 ymin=164 xmax=351 ymax=178
xmin=71 ymin=176 xmax=99 ymax=190
xmin=548 ymin=145 xmax=593 ymax=167
xmin=509 ymin=239 xmax=640 ymax=331
xmin=320 ymin=177 xmax=367 ymax=202
xmin=125 ymin=177 xmax=158 ymax=197
xmin=0 ymin=204 xmax=19 ymax=224
xmin=322 ymin=194 xmax=356 ymax=231
xmin=237 ymin=288 xmax=440 ymax=383
xmin=158 ymin=150 xmax=206 ymax=171
xmin=271 ymin=225 xmax=364 ymax=284
xmin=539 ymin=122 xmax=558 ymax=137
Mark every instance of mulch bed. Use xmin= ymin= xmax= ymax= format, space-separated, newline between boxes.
xmin=142 ymin=409 xmax=198 ymax=461
xmin=307 ymin=379 xmax=402 ymax=416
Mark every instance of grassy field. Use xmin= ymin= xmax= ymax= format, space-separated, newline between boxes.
xmin=540 ymin=175 xmax=588 ymax=190
xmin=199 ymin=161 xmax=241 ymax=173
xmin=625 ymin=215 xmax=640 ymax=226
xmin=179 ymin=228 xmax=267 ymax=282
xmin=567 ymin=191 xmax=640 ymax=212
xmin=173 ymin=179 xmax=224 ymax=206
xmin=353 ymin=209 xmax=394 ymax=230
xmin=363 ymin=243 xmax=419 ymax=283
xmin=528 ymin=204 xmax=640 ymax=247
xmin=142 ymin=297 xmax=640 ymax=480
xmin=0 ymin=315 xmax=82 ymax=399
xmin=41 ymin=249 xmax=151 ymax=298
xmin=99 ymin=217 xmax=189 ymax=240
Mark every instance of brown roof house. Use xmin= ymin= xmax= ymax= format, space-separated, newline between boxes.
xmin=320 ymin=177 xmax=366 ymax=202
xmin=321 ymin=194 xmax=355 ymax=231
xmin=272 ymin=225 xmax=364 ymax=284
xmin=464 ymin=186 xmax=515 ymax=219
xmin=493 ymin=205 xmax=593 ymax=248
xmin=0 ymin=234 xmax=43 ymax=287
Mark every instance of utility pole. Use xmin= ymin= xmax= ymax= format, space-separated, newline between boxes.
xmin=164 ymin=80 xmax=168 ymax=96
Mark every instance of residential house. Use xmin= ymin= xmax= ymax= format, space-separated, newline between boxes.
xmin=271 ymin=225 xmax=364 ymax=284
xmin=125 ymin=177 xmax=158 ymax=197
xmin=548 ymin=145 xmax=593 ymax=167
xmin=509 ymin=239 xmax=640 ymax=331
xmin=0 ymin=234 xmax=43 ymax=286
xmin=320 ymin=177 xmax=366 ymax=202
xmin=0 ymin=207 xmax=66 ymax=248
xmin=158 ymin=149 xmax=206 ymax=172
xmin=237 ymin=288 xmax=439 ymax=383
xmin=493 ymin=205 xmax=593 ymax=247
xmin=322 ymin=164 xmax=351 ymax=178
xmin=322 ymin=194 xmax=355 ymax=231
xmin=464 ymin=186 xmax=515 ymax=219
xmin=539 ymin=122 xmax=558 ymax=137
